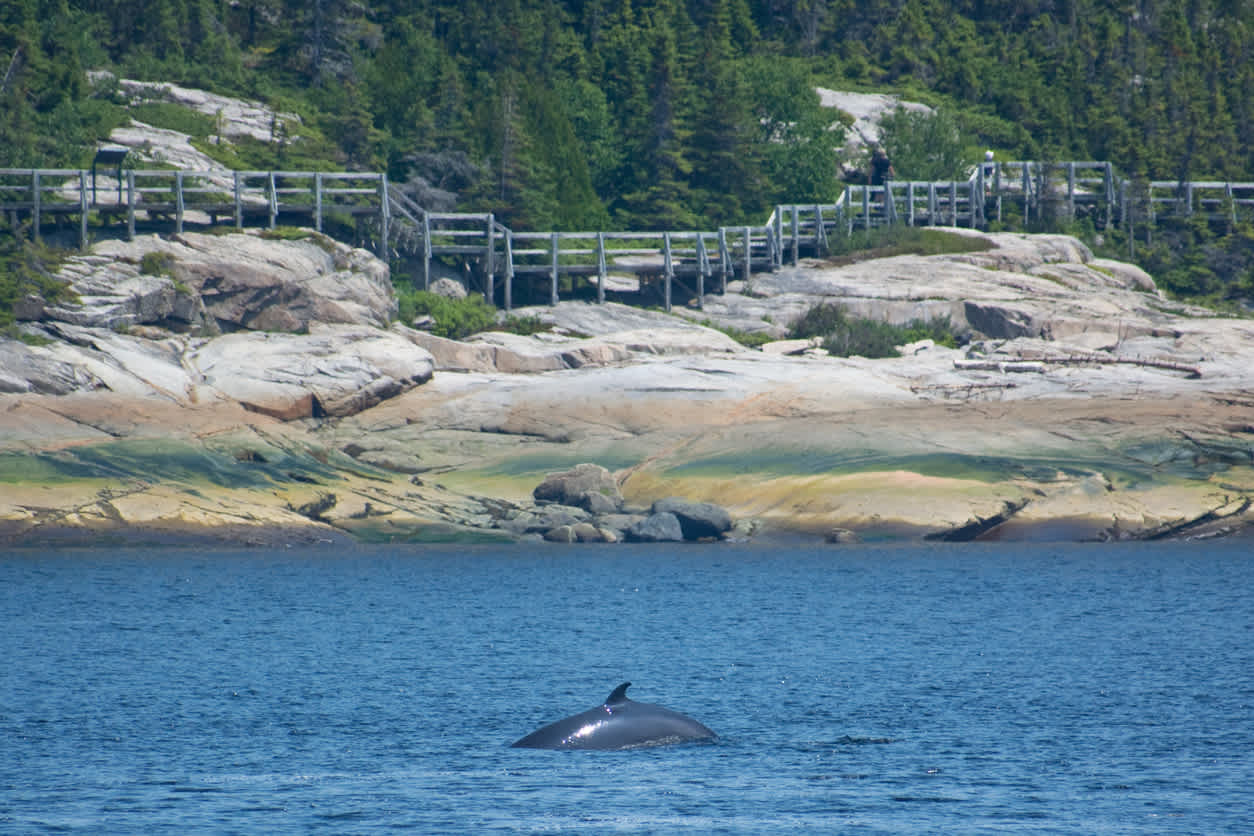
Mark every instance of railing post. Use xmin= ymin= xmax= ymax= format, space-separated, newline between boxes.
xmin=233 ymin=171 xmax=243 ymax=229
xmin=790 ymin=206 xmax=799 ymax=265
xmin=596 ymin=231 xmax=607 ymax=304
xmin=976 ymin=165 xmax=985 ymax=226
xmin=695 ymin=233 xmax=708 ymax=305
xmin=718 ymin=227 xmax=729 ymax=288
xmin=503 ymin=229 xmax=514 ymax=312
xmin=31 ymin=171 xmax=40 ymax=243
xmin=485 ymin=213 xmax=495 ymax=302
xmin=814 ymin=205 xmax=827 ymax=254
xmin=176 ymin=170 xmax=185 ymax=235
xmin=377 ymin=173 xmax=389 ymax=259
xmin=1123 ymin=180 xmax=1133 ymax=259
xmin=126 ymin=169 xmax=135 ymax=240
xmin=550 ymin=231 xmax=560 ymax=306
xmin=907 ymin=182 xmax=916 ymax=226
xmin=78 ymin=170 xmax=88 ymax=250
xmin=862 ymin=186 xmax=871 ymax=230
xmin=315 ymin=172 xmax=323 ymax=233
xmin=421 ymin=212 xmax=431 ymax=290
xmin=742 ymin=226 xmax=751 ymax=281
xmin=1104 ymin=162 xmax=1114 ymax=230
xmin=994 ymin=162 xmax=1003 ymax=223
xmin=1067 ymin=162 xmax=1076 ymax=220
xmin=773 ymin=207 xmax=783 ymax=268
xmin=266 ymin=172 xmax=277 ymax=230
xmin=1023 ymin=163 xmax=1031 ymax=224
xmin=663 ymin=231 xmax=674 ymax=312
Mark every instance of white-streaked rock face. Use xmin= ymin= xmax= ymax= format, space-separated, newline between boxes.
xmin=46 ymin=231 xmax=395 ymax=334
xmin=188 ymin=325 xmax=434 ymax=420
xmin=89 ymin=73 xmax=301 ymax=143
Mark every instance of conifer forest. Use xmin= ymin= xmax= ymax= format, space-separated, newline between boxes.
xmin=3 ymin=1 xmax=1254 ymax=301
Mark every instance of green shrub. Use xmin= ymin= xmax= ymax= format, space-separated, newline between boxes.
xmin=0 ymin=236 xmax=74 ymax=329
xmin=139 ymin=250 xmax=177 ymax=276
xmin=788 ymin=301 xmax=960 ymax=358
xmin=397 ymin=287 xmax=496 ymax=340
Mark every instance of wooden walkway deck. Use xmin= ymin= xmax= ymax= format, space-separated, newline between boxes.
xmin=4 ymin=161 xmax=1254 ymax=312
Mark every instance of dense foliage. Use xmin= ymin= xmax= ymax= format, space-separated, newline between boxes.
xmin=788 ymin=301 xmax=960 ymax=358
xmin=3 ymin=0 xmax=1254 ymax=303
xmin=5 ymin=1 xmax=1253 ymax=226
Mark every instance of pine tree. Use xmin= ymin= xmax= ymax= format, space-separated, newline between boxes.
xmin=686 ymin=0 xmax=762 ymax=223
xmin=614 ymin=1 xmax=698 ymax=228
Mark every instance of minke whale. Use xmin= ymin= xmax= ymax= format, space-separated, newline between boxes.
xmin=510 ymin=682 xmax=717 ymax=750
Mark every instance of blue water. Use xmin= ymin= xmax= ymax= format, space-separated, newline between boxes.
xmin=2 ymin=542 xmax=1251 ymax=833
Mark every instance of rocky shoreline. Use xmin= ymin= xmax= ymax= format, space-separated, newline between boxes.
xmin=3 ymin=226 xmax=1254 ymax=547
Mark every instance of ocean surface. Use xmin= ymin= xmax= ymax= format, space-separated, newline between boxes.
xmin=1 ymin=541 xmax=1251 ymax=834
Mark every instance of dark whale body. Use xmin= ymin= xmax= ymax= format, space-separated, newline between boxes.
xmin=510 ymin=682 xmax=717 ymax=750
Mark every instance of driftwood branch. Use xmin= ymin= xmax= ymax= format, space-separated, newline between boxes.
xmin=1140 ymin=495 xmax=1251 ymax=541
xmin=957 ymin=353 xmax=1201 ymax=378
xmin=953 ymin=359 xmax=1045 ymax=373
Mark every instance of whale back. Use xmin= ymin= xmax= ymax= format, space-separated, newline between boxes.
xmin=511 ymin=683 xmax=716 ymax=750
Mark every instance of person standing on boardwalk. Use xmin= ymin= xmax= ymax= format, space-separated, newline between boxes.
xmin=869 ymin=145 xmax=895 ymax=220
xmin=869 ymin=146 xmax=894 ymax=186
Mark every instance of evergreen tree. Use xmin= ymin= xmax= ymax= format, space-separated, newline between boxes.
xmin=615 ymin=0 xmax=698 ymax=228
xmin=686 ymin=0 xmax=761 ymax=223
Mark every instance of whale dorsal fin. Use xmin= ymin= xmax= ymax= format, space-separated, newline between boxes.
xmin=605 ymin=682 xmax=631 ymax=704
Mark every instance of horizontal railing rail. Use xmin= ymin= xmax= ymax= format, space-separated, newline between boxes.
xmin=0 ymin=168 xmax=390 ymax=253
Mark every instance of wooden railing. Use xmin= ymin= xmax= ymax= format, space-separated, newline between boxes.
xmin=0 ymin=168 xmax=390 ymax=254
xmin=6 ymin=161 xmax=1254 ymax=312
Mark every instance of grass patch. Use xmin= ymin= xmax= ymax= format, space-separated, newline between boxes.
xmin=823 ymin=225 xmax=994 ymax=265
xmin=698 ymin=320 xmax=775 ymax=348
xmin=128 ymin=102 xmax=217 ymax=138
xmin=788 ymin=301 xmax=960 ymax=357
xmin=490 ymin=314 xmax=551 ymax=336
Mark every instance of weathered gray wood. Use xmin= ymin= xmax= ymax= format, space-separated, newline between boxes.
xmin=78 ymin=170 xmax=87 ymax=249
xmin=550 ymin=232 xmax=560 ymax=306
xmin=126 ymin=170 xmax=136 ymax=240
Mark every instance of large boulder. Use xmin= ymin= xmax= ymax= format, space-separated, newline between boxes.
xmin=532 ymin=463 xmax=624 ymax=513
xmin=498 ymin=504 xmax=591 ymax=535
xmin=189 ymin=324 xmax=433 ymax=420
xmin=651 ymin=497 xmax=733 ymax=540
xmin=87 ymin=232 xmax=396 ymax=334
xmin=43 ymin=253 xmax=210 ymax=332
xmin=625 ymin=512 xmax=685 ymax=542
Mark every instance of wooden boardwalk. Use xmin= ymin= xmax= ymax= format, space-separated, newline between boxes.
xmin=5 ymin=161 xmax=1254 ymax=312
xmin=0 ymin=168 xmax=391 ymax=252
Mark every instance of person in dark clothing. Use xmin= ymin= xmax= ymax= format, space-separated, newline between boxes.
xmin=869 ymin=146 xmax=895 ymax=219
xmin=869 ymin=146 xmax=894 ymax=186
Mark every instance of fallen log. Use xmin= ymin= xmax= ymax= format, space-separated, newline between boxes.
xmin=1140 ymin=495 xmax=1251 ymax=541
xmin=924 ymin=498 xmax=1031 ymax=542
xmin=957 ymin=353 xmax=1201 ymax=378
